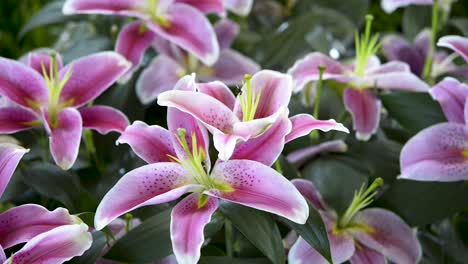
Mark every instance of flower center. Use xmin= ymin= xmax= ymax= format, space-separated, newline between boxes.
xmin=354 ymin=15 xmax=381 ymax=77
xmin=338 ymin=177 xmax=384 ymax=228
xmin=41 ymin=53 xmax=73 ymax=127
xmin=239 ymin=74 xmax=262 ymax=122
xmin=462 ymin=149 xmax=468 ymax=159
xmin=145 ymin=0 xmax=170 ymax=28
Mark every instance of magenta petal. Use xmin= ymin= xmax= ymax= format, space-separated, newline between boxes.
xmin=136 ymin=55 xmax=184 ymax=105
xmin=48 ymin=108 xmax=82 ymax=170
xmin=430 ymin=77 xmax=468 ymax=124
xmin=171 ymin=193 xmax=218 ymax=264
xmin=79 ymin=105 xmax=129 ymax=134
xmin=363 ymin=71 xmax=429 ymax=92
xmin=175 ymin=0 xmax=224 ymax=14
xmin=116 ymin=21 xmax=157 ymax=83
xmin=0 ymin=107 xmax=40 ymax=134
xmin=343 ymin=88 xmax=381 ymax=141
xmin=382 ymin=35 xmax=425 ymax=76
xmin=415 ymin=29 xmax=431 ymax=56
xmin=158 ymin=90 xmax=239 ymax=134
xmin=0 ymin=143 xmax=28 ymax=198
xmin=287 ymin=52 xmax=347 ymax=92
xmin=197 ymin=81 xmax=236 ymax=110
xmin=117 ymin=121 xmax=176 ymax=163
xmin=0 ymin=57 xmax=48 ymax=109
xmin=24 ymin=49 xmax=63 ymax=74
xmin=95 ymin=163 xmax=200 ymax=230
xmin=381 ymin=0 xmax=433 ymax=13
xmin=207 ymin=160 xmax=309 ymax=224
xmin=213 ymin=132 xmax=242 ymax=161
xmin=223 ymin=0 xmax=253 ymax=16
xmin=350 ymin=245 xmax=386 ymax=264
xmin=214 ymin=19 xmax=239 ymax=50
xmin=351 ymin=208 xmax=422 ymax=264
xmin=6 ymin=223 xmax=92 ymax=264
xmin=438 ymin=35 xmax=468 ymax=62
xmin=62 ymin=0 xmax=145 ymax=17
xmin=400 ymin=122 xmax=468 ymax=181
xmin=285 ymin=114 xmax=349 ymax=143
xmin=167 ymin=108 xmax=211 ymax=169
xmin=148 ymin=3 xmax=219 ymax=66
xmin=287 ymin=140 xmax=348 ymax=168
xmin=291 ymin=179 xmax=328 ymax=211
xmin=0 ymin=204 xmax=79 ymax=249
xmin=59 ymin=51 xmax=131 ymax=108
xmin=465 ymin=98 xmax=468 ymax=124
xmin=0 ymin=246 xmax=4 ymax=263
xmin=288 ymin=237 xmax=329 ymax=264
xmin=230 ymin=109 xmax=291 ymax=166
xmin=202 ymin=50 xmax=260 ymax=86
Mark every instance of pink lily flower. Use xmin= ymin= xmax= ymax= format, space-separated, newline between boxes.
xmin=136 ymin=18 xmax=260 ymax=104
xmin=0 ymin=204 xmax=92 ymax=263
xmin=289 ymin=179 xmax=422 ymax=264
xmin=0 ymin=143 xmax=28 ymax=198
xmin=400 ymin=77 xmax=468 ymax=181
xmin=158 ymin=71 xmax=348 ymax=160
xmin=381 ymin=0 xmax=432 ymax=13
xmin=382 ymin=30 xmax=468 ymax=79
xmin=176 ymin=0 xmax=253 ymax=16
xmin=63 ymin=0 xmax=220 ymax=81
xmin=94 ymin=76 xmax=316 ymax=264
xmin=0 ymin=50 xmax=131 ymax=169
xmin=438 ymin=35 xmax=468 ymax=63
xmin=288 ymin=16 xmax=429 ymax=141
xmin=286 ymin=140 xmax=348 ymax=168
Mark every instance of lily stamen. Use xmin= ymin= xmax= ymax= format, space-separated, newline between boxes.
xmin=240 ymin=74 xmax=262 ymax=121
xmin=354 ymin=15 xmax=381 ymax=77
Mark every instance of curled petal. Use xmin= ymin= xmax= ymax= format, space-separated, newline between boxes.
xmin=158 ymin=90 xmax=239 ymax=134
xmin=287 ymin=52 xmax=347 ymax=92
xmin=214 ymin=18 xmax=239 ymax=50
xmin=213 ymin=132 xmax=242 ymax=161
xmin=0 ymin=204 xmax=79 ymax=249
xmin=285 ymin=114 xmax=349 ymax=143
xmin=207 ymin=160 xmax=309 ymax=224
xmin=59 ymin=52 xmax=131 ymax=108
xmin=351 ymin=208 xmax=422 ymax=264
xmin=0 ymin=143 xmax=28 ymax=198
xmin=48 ymin=108 xmax=82 ymax=170
xmin=136 ymin=55 xmax=184 ymax=105
xmin=116 ymin=21 xmax=157 ymax=83
xmin=95 ymin=163 xmax=200 ymax=230
xmin=363 ymin=65 xmax=429 ymax=92
xmin=350 ymin=245 xmax=386 ymax=264
xmin=438 ymin=35 xmax=468 ymax=62
xmin=79 ymin=105 xmax=129 ymax=134
xmin=0 ymin=107 xmax=40 ymax=134
xmin=400 ymin=122 xmax=468 ymax=181
xmin=6 ymin=224 xmax=92 ymax=264
xmin=223 ymin=0 xmax=253 ymax=16
xmin=175 ymin=0 xmax=224 ymax=14
xmin=430 ymin=77 xmax=468 ymax=124
xmin=171 ymin=193 xmax=218 ymax=264
xmin=230 ymin=109 xmax=291 ymax=166
xmin=62 ymin=0 xmax=146 ymax=17
xmin=148 ymin=3 xmax=219 ymax=66
xmin=381 ymin=0 xmax=433 ymax=13
xmin=287 ymin=140 xmax=348 ymax=168
xmin=465 ymin=98 xmax=468 ymax=124
xmin=0 ymin=57 xmax=48 ymax=109
xmin=289 ymin=231 xmax=355 ymax=264
xmin=415 ymin=29 xmax=431 ymax=56
xmin=381 ymin=35 xmax=425 ymax=76
xmin=291 ymin=179 xmax=328 ymax=211
xmin=117 ymin=121 xmax=176 ymax=163
xmin=197 ymin=81 xmax=236 ymax=110
xmin=23 ymin=49 xmax=63 ymax=74
xmin=343 ymin=88 xmax=381 ymax=141
xmin=201 ymin=50 xmax=260 ymax=86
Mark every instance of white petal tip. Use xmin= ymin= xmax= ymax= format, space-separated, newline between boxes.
xmin=62 ymin=2 xmax=75 ymax=15
xmin=356 ymin=132 xmax=372 ymax=141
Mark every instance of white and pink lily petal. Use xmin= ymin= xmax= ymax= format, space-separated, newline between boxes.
xmin=4 ymin=223 xmax=92 ymax=264
xmin=381 ymin=0 xmax=433 ymax=14
xmin=430 ymin=77 xmax=468 ymax=124
xmin=438 ymin=35 xmax=468 ymax=62
xmin=0 ymin=143 xmax=28 ymax=198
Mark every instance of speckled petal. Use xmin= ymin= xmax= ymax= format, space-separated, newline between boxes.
xmin=285 ymin=114 xmax=349 ymax=143
xmin=207 ymin=160 xmax=309 ymax=224
xmin=197 ymin=81 xmax=236 ymax=110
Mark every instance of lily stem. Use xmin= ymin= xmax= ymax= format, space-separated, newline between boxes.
xmin=225 ymin=219 xmax=234 ymax=257
xmin=422 ymin=0 xmax=439 ymax=84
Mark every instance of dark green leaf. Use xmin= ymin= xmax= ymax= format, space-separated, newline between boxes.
xmin=380 ymin=92 xmax=446 ymax=135
xmin=199 ymin=257 xmax=271 ymax=264
xmin=219 ymin=203 xmax=285 ymax=264
xmin=403 ymin=5 xmax=432 ymax=39
xmin=295 ymin=0 xmax=370 ymax=25
xmin=451 ymin=17 xmax=468 ymax=36
xmin=68 ymin=231 xmax=107 ymax=264
xmin=104 ymin=208 xmax=173 ymax=263
xmin=279 ymin=202 xmax=331 ymax=263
